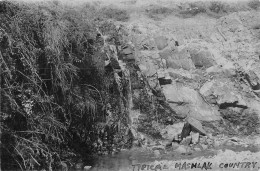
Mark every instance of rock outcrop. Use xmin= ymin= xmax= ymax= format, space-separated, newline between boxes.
xmin=111 ymin=7 xmax=260 ymax=149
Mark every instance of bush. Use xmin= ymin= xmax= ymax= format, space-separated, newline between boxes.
xmin=204 ymin=1 xmax=232 ymax=18
xmin=209 ymin=1 xmax=228 ymax=13
xmin=179 ymin=7 xmax=206 ymax=18
xmin=0 ymin=1 xmax=130 ymax=170
xmin=248 ymin=0 xmax=260 ymax=10
xmin=100 ymin=6 xmax=130 ymax=22
xmin=145 ymin=5 xmax=173 ymax=20
xmin=177 ymin=4 xmax=206 ymax=18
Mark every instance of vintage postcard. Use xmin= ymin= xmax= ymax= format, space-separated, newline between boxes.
xmin=1 ymin=0 xmax=259 ymax=170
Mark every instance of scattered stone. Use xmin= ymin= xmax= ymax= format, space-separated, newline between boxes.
xmin=172 ymin=142 xmax=180 ymax=149
xmin=166 ymin=49 xmax=195 ymax=70
xmin=75 ymin=162 xmax=84 ymax=170
xmin=175 ymin=41 xmax=179 ymax=46
xmin=154 ymin=150 xmax=161 ymax=157
xmin=60 ymin=162 xmax=68 ymax=171
xmin=165 ymin=140 xmax=173 ymax=148
xmin=190 ymin=131 xmax=200 ymax=144
xmin=180 ymin=122 xmax=192 ymax=140
xmin=165 ymin=117 xmax=174 ymax=125
xmin=225 ymin=140 xmax=234 ymax=146
xmin=214 ymin=140 xmax=222 ymax=147
xmin=180 ymin=136 xmax=192 ymax=146
xmin=228 ymin=140 xmax=240 ymax=146
xmin=84 ymin=166 xmax=92 ymax=170
xmin=158 ymin=77 xmax=172 ymax=85
xmin=159 ymin=50 xmax=171 ymax=60
xmin=122 ymin=47 xmax=133 ymax=55
xmin=201 ymin=144 xmax=208 ymax=150
xmin=186 ymin=146 xmax=193 ymax=155
xmin=173 ymin=134 xmax=182 ymax=142
xmin=187 ymin=117 xmax=207 ymax=135
xmin=105 ymin=60 xmax=110 ymax=66
xmin=245 ymin=71 xmax=260 ymax=90
xmin=161 ymin=122 xmax=184 ymax=141
xmin=199 ymin=136 xmax=207 ymax=144
xmin=124 ymin=54 xmax=135 ymax=61
xmin=175 ymin=145 xmax=187 ymax=154
xmin=206 ymin=138 xmax=214 ymax=147
xmin=168 ymin=72 xmax=182 ymax=79
xmin=207 ymin=133 xmax=213 ymax=139
xmin=194 ymin=147 xmax=201 ymax=152
xmin=152 ymin=146 xmax=164 ymax=151
xmin=190 ymin=50 xmax=216 ymax=69
xmin=229 ymin=137 xmax=238 ymax=142
xmin=133 ymin=139 xmax=141 ymax=147
xmin=110 ymin=57 xmax=121 ymax=69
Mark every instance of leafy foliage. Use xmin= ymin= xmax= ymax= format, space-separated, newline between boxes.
xmin=0 ymin=1 xmax=130 ymax=170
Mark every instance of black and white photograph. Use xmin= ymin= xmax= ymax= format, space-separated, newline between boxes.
xmin=0 ymin=0 xmax=260 ymax=170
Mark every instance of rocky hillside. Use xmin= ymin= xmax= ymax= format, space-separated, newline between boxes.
xmin=113 ymin=0 xmax=260 ymax=152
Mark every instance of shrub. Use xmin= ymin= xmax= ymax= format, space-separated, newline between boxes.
xmin=209 ymin=1 xmax=228 ymax=13
xmin=145 ymin=5 xmax=173 ymax=20
xmin=179 ymin=7 xmax=206 ymax=18
xmin=100 ymin=6 xmax=130 ymax=22
xmin=177 ymin=5 xmax=206 ymax=18
xmin=248 ymin=0 xmax=260 ymax=10
xmin=0 ymin=1 xmax=130 ymax=170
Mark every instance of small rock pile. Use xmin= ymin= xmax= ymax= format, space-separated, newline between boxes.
xmin=163 ymin=117 xmax=215 ymax=154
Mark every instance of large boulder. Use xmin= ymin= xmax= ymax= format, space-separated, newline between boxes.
xmin=138 ymin=58 xmax=159 ymax=77
xmin=160 ymin=122 xmax=184 ymax=141
xmin=186 ymin=117 xmax=207 ymax=135
xmin=190 ymin=50 xmax=216 ymax=69
xmin=165 ymin=49 xmax=195 ymax=70
xmin=199 ymin=78 xmax=247 ymax=107
xmin=157 ymin=69 xmax=172 ymax=85
xmin=158 ymin=46 xmax=177 ymax=59
xmin=200 ymin=78 xmax=260 ymax=117
xmin=162 ymin=83 xmax=221 ymax=121
xmin=245 ymin=70 xmax=260 ymax=90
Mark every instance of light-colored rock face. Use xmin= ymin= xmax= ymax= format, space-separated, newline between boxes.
xmin=162 ymin=83 xmax=221 ymax=121
xmin=166 ymin=49 xmax=196 ymax=70
xmin=190 ymin=131 xmax=199 ymax=144
xmin=118 ymin=4 xmax=260 ymax=141
xmin=190 ymin=50 xmax=216 ymax=68
xmin=161 ymin=122 xmax=184 ymax=141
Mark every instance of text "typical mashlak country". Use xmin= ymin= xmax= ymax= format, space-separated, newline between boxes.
xmin=132 ymin=161 xmax=258 ymax=170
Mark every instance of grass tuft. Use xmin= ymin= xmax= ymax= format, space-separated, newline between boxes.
xmin=145 ymin=5 xmax=173 ymax=20
xmin=1 ymin=1 xmax=130 ymax=170
xmin=99 ymin=6 xmax=130 ymax=22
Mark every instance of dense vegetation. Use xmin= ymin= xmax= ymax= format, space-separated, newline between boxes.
xmin=0 ymin=1 xmax=131 ymax=170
